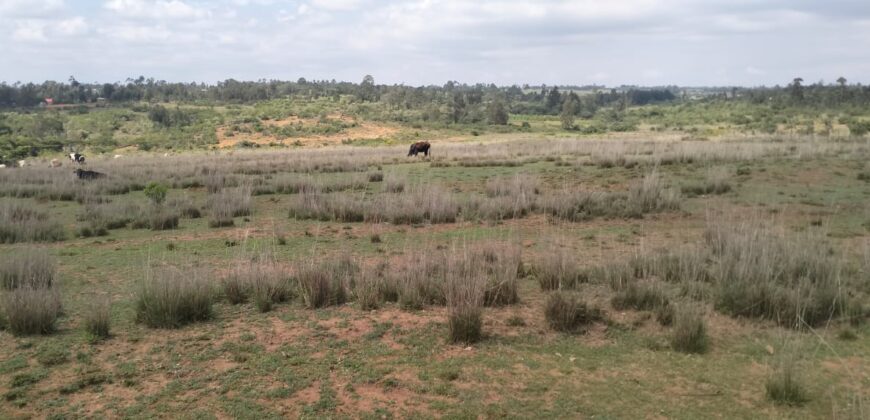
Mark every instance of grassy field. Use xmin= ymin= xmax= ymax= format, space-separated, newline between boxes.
xmin=0 ymin=133 xmax=869 ymax=418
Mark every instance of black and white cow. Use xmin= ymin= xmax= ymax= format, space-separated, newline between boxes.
xmin=69 ymin=153 xmax=85 ymax=165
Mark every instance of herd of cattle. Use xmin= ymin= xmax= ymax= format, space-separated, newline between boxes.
xmin=1 ymin=143 xmax=432 ymax=180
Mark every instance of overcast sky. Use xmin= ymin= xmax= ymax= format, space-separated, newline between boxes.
xmin=1 ymin=0 xmax=868 ymax=87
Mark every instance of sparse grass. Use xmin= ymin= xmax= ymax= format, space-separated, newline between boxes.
xmin=682 ymin=166 xmax=733 ymax=196
xmin=135 ymin=266 xmax=214 ymax=328
xmin=670 ymin=305 xmax=708 ymax=353
xmin=208 ymin=185 xmax=253 ymax=228
xmin=1 ymin=286 xmax=62 ymax=335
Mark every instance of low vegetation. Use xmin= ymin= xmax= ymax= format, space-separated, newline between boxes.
xmin=135 ymin=266 xmax=214 ymax=328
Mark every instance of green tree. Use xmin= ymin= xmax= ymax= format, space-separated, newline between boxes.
xmin=546 ymin=87 xmax=562 ymax=113
xmin=486 ymin=99 xmax=509 ymax=125
xmin=560 ymin=96 xmax=578 ymax=130
xmin=144 ymin=182 xmax=168 ymax=205
xmin=789 ymin=78 xmax=804 ymax=102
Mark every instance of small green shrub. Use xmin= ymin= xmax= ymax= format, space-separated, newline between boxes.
xmin=143 ymin=182 xmax=168 ymax=205
xmin=83 ymin=298 xmax=111 ymax=340
xmin=766 ymin=356 xmax=809 ymax=405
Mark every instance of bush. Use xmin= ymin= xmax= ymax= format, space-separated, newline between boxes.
xmin=149 ymin=208 xmax=180 ymax=230
xmin=445 ymin=253 xmax=486 ymax=344
xmin=367 ymin=172 xmax=384 ymax=182
xmin=222 ymin=273 xmax=250 ymax=304
xmin=83 ymin=297 xmax=111 ymax=340
xmin=143 ymin=182 xmax=168 ymax=204
xmin=766 ymin=355 xmax=809 ymax=405
xmin=670 ymin=305 xmax=708 ymax=353
xmin=0 ymin=202 xmax=66 ymax=243
xmin=544 ymin=291 xmax=603 ymax=333
xmin=135 ymin=266 xmax=213 ymax=328
xmin=1 ymin=286 xmax=63 ymax=335
xmin=682 ymin=167 xmax=732 ymax=196
xmin=0 ymin=248 xmax=57 ymax=290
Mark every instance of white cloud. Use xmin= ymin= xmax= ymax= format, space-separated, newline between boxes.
xmin=103 ymin=0 xmax=208 ymax=19
xmin=0 ymin=0 xmax=64 ymax=17
xmin=310 ymin=0 xmax=363 ymax=12
xmin=12 ymin=20 xmax=47 ymax=41
xmin=745 ymin=66 xmax=766 ymax=75
xmin=56 ymin=16 xmax=88 ymax=36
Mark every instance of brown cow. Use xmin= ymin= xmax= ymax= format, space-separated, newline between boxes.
xmin=408 ymin=141 xmax=430 ymax=157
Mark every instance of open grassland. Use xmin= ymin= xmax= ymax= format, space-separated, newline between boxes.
xmin=1 ymin=135 xmax=869 ymax=418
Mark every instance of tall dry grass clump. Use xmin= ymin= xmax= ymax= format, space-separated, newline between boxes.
xmin=135 ymin=266 xmax=213 ymax=328
xmin=544 ymin=291 xmax=604 ymax=333
xmin=670 ymin=304 xmax=708 ymax=353
xmin=535 ymin=245 xmax=584 ymax=290
xmin=0 ymin=202 xmax=66 ymax=243
xmin=479 ymin=244 xmax=522 ymax=306
xmin=83 ymin=297 xmax=111 ymax=340
xmin=766 ymin=352 xmax=809 ymax=405
xmin=354 ymin=268 xmax=383 ymax=310
xmin=0 ymin=248 xmax=62 ymax=335
xmin=0 ymin=248 xmax=57 ymax=290
xmin=682 ymin=166 xmax=732 ymax=196
xmin=1 ymin=287 xmax=63 ymax=335
xmin=706 ymin=219 xmax=847 ymax=328
xmin=395 ymin=254 xmax=448 ymax=310
xmin=541 ymin=171 xmax=680 ymax=221
xmin=207 ymin=185 xmax=253 ymax=227
xmin=223 ymin=255 xmax=293 ymax=312
xmin=296 ymin=260 xmax=348 ymax=309
xmin=445 ymin=251 xmax=487 ymax=344
xmin=382 ymin=173 xmax=406 ymax=193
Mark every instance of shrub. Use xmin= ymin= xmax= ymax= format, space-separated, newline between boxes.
xmin=0 ymin=248 xmax=57 ymax=290
xmin=670 ymin=305 xmax=708 ymax=353
xmin=0 ymin=202 xmax=66 ymax=243
xmin=766 ymin=355 xmax=809 ymax=405
xmin=682 ymin=167 xmax=732 ymax=196
xmin=83 ymin=297 xmax=111 ymax=340
xmin=143 ymin=182 xmax=168 ymax=205
xmin=135 ymin=266 xmax=213 ymax=328
xmin=445 ymin=253 xmax=486 ymax=344
xmin=368 ymin=172 xmax=384 ymax=182
xmin=222 ymin=273 xmax=250 ymax=304
xmin=1 ymin=286 xmax=62 ymax=335
xmin=544 ymin=291 xmax=603 ymax=333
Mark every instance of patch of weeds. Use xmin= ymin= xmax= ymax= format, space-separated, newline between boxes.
xmin=837 ymin=328 xmax=858 ymax=341
xmin=506 ymin=315 xmax=526 ymax=327
xmin=36 ymin=343 xmax=69 ymax=366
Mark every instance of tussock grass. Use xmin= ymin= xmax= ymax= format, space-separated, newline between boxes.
xmin=706 ymin=220 xmax=847 ymax=328
xmin=445 ymin=251 xmax=486 ymax=344
xmin=1 ymin=286 xmax=63 ymax=335
xmin=766 ymin=354 xmax=809 ymax=405
xmin=611 ymin=281 xmax=670 ymax=311
xmin=83 ymin=297 xmax=111 ymax=340
xmin=296 ymin=261 xmax=348 ymax=309
xmin=544 ymin=291 xmax=604 ymax=333
xmin=479 ymin=245 xmax=522 ymax=306
xmin=535 ymin=245 xmax=584 ymax=290
xmin=670 ymin=305 xmax=708 ymax=353
xmin=541 ymin=171 xmax=680 ymax=221
xmin=682 ymin=166 xmax=732 ymax=196
xmin=223 ymin=255 xmax=293 ymax=312
xmin=354 ymin=269 xmax=383 ymax=311
xmin=382 ymin=174 xmax=406 ymax=193
xmin=0 ymin=248 xmax=57 ymax=290
xmin=0 ymin=202 xmax=66 ymax=243
xmin=135 ymin=266 xmax=213 ymax=328
xmin=207 ymin=185 xmax=252 ymax=228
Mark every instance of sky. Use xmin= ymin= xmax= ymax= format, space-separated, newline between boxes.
xmin=1 ymin=0 xmax=869 ymax=87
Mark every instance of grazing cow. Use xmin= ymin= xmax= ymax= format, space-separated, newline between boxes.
xmin=408 ymin=141 xmax=431 ymax=157
xmin=0 ymin=164 xmax=6 ymax=169
xmin=113 ymin=154 xmax=123 ymax=159
xmin=50 ymin=159 xmax=62 ymax=168
xmin=69 ymin=153 xmax=85 ymax=165
xmin=74 ymin=168 xmax=105 ymax=180
xmin=17 ymin=160 xmax=28 ymax=167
